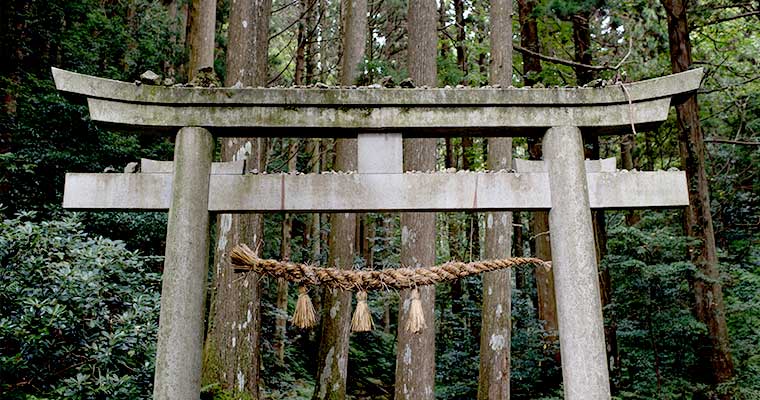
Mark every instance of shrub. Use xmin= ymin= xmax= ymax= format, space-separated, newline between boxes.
xmin=0 ymin=212 xmax=160 ymax=399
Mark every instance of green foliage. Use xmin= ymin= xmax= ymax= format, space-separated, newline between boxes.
xmin=604 ymin=211 xmax=760 ymax=399
xmin=0 ymin=212 xmax=160 ymax=399
xmin=0 ymin=0 xmax=176 ymax=252
xmin=347 ymin=325 xmax=396 ymax=397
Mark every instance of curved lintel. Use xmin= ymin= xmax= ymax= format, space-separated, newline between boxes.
xmin=51 ymin=67 xmax=703 ymax=136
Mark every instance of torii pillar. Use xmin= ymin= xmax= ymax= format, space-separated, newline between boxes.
xmin=153 ymin=127 xmax=214 ymax=399
xmin=544 ymin=126 xmax=609 ymax=397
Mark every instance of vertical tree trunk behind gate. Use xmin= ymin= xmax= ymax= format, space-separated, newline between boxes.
xmin=187 ymin=0 xmax=216 ymax=80
xmin=202 ymin=0 xmax=271 ymax=397
xmin=276 ymin=139 xmax=300 ymax=363
xmin=518 ymin=0 xmax=560 ymax=375
xmin=662 ymin=1 xmax=735 ymax=396
xmin=478 ymin=0 xmax=513 ymax=398
xmin=312 ymin=0 xmax=366 ymax=397
xmin=395 ymin=0 xmax=437 ymax=398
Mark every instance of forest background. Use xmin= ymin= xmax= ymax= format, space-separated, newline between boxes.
xmin=0 ymin=0 xmax=758 ymax=399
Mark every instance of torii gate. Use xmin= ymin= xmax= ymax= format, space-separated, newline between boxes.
xmin=52 ymin=67 xmax=703 ymax=400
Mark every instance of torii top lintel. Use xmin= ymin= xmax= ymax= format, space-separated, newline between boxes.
xmin=51 ymin=67 xmax=702 ymax=136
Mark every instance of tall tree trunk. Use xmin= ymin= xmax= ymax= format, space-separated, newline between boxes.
xmin=620 ymin=135 xmax=640 ymax=225
xmin=339 ymin=0 xmax=368 ymax=85
xmin=381 ymin=215 xmax=395 ymax=334
xmin=454 ymin=0 xmax=466 ymax=76
xmin=276 ymin=139 xmax=300 ymax=363
xmin=395 ymin=1 xmax=437 ymax=399
xmin=662 ymin=0 xmax=735 ymax=395
xmin=304 ymin=0 xmax=318 ymax=85
xmin=512 ymin=213 xmax=525 ymax=289
xmin=187 ymin=0 xmax=216 ymax=80
xmin=306 ymin=138 xmax=324 ymax=327
xmin=307 ymin=138 xmax=322 ymax=262
xmin=312 ymin=139 xmax=357 ymax=400
xmin=202 ymin=0 xmax=271 ymax=397
xmin=519 ymin=0 xmax=558 ymax=368
xmin=571 ymin=10 xmax=593 ymax=86
xmin=446 ymin=140 xmax=464 ymax=315
xmin=478 ymin=4 xmax=512 ymax=396
xmin=517 ymin=0 xmax=541 ymax=86
xmin=294 ymin=0 xmax=311 ymax=86
xmin=438 ymin=0 xmax=450 ymax=58
xmin=462 ymin=137 xmax=480 ymax=260
xmin=312 ymin=0 xmax=366 ymax=397
xmin=360 ymin=215 xmax=375 ymax=267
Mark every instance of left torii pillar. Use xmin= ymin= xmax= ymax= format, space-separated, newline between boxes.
xmin=153 ymin=127 xmax=214 ymax=400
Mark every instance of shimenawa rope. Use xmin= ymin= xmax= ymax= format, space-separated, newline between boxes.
xmin=230 ymin=244 xmax=550 ymax=332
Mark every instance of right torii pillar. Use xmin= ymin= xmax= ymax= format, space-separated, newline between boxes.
xmin=545 ymin=126 xmax=610 ymax=399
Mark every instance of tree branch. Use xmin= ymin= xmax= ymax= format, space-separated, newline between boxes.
xmin=704 ymin=138 xmax=760 ymax=146
xmin=699 ymin=75 xmax=760 ymax=95
xmin=695 ymin=11 xmax=760 ymax=29
xmin=514 ymin=44 xmax=611 ymax=71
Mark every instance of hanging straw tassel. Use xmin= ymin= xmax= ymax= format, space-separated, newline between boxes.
xmin=405 ymin=287 xmax=427 ymax=333
xmin=292 ymin=286 xmax=316 ymax=329
xmin=351 ymin=291 xmax=374 ymax=332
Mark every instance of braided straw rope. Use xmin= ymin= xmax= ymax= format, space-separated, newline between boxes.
xmin=231 ymin=244 xmax=550 ymax=291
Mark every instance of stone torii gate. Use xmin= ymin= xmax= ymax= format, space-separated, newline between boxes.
xmin=52 ymin=67 xmax=703 ymax=400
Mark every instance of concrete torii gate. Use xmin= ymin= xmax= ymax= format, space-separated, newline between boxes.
xmin=52 ymin=67 xmax=702 ymax=400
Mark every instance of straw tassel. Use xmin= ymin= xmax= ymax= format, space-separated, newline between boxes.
xmin=405 ymin=287 xmax=426 ymax=333
xmin=292 ymin=286 xmax=316 ymax=329
xmin=351 ymin=291 xmax=374 ymax=332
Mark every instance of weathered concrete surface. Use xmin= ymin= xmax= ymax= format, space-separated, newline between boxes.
xmin=63 ymin=170 xmax=689 ymax=211
xmin=50 ymin=67 xmax=703 ymax=136
xmin=515 ymin=157 xmax=616 ymax=172
xmin=543 ymin=126 xmax=611 ymax=400
xmin=357 ymin=133 xmax=403 ymax=173
xmin=52 ymin=67 xmax=702 ymax=106
xmin=85 ymin=97 xmax=670 ymax=135
xmin=140 ymin=158 xmax=245 ymax=174
xmin=153 ymin=127 xmax=214 ymax=400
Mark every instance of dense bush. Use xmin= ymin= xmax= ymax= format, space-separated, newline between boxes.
xmin=0 ymin=212 xmax=161 ymax=399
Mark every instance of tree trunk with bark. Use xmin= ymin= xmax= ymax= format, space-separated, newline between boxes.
xmin=445 ymin=140 xmax=464 ymax=315
xmin=339 ymin=0 xmax=368 ymax=85
xmin=276 ymin=139 xmax=300 ymax=363
xmin=307 ymin=138 xmax=322 ymax=262
xmin=438 ymin=0 xmax=450 ymax=58
xmin=312 ymin=139 xmax=357 ymax=400
xmin=478 ymin=5 xmax=512 ymax=397
xmin=304 ymin=0 xmax=318 ymax=85
xmin=454 ymin=0 xmax=466 ymax=76
xmin=395 ymin=0 xmax=437 ymax=398
xmin=462 ymin=137 xmax=481 ymax=261
xmin=620 ymin=134 xmax=640 ymax=225
xmin=662 ymin=0 xmax=735 ymax=396
xmin=571 ymin=10 xmax=593 ymax=86
xmin=202 ymin=0 xmax=271 ymax=397
xmin=187 ymin=0 xmax=216 ymax=80
xmin=312 ymin=0 xmax=365 ymax=397
xmin=519 ymin=0 xmax=558 ymax=365
xmin=517 ymin=0 xmax=541 ymax=86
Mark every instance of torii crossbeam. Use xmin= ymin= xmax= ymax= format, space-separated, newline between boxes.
xmin=52 ymin=67 xmax=703 ymax=400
